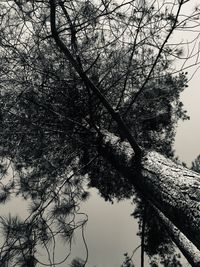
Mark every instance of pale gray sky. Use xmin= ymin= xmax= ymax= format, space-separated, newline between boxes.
xmin=1 ymin=1 xmax=200 ymax=266
xmin=175 ymin=74 xmax=200 ymax=165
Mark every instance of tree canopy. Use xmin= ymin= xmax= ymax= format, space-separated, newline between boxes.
xmin=0 ymin=0 xmax=199 ymax=266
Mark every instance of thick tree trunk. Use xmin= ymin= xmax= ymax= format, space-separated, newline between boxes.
xmin=140 ymin=151 xmax=200 ymax=251
xmin=99 ymin=132 xmax=200 ymax=265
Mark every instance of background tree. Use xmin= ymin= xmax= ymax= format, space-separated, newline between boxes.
xmin=70 ymin=258 xmax=85 ymax=267
xmin=192 ymin=155 xmax=200 ymax=173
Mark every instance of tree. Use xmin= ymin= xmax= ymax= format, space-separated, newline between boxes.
xmin=192 ymin=155 xmax=200 ymax=173
xmin=70 ymin=258 xmax=85 ymax=267
xmin=121 ymin=253 xmax=135 ymax=267
xmin=0 ymin=0 xmax=200 ymax=266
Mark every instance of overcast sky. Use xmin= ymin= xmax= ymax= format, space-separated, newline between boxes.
xmin=1 ymin=1 xmax=200 ymax=266
xmin=175 ymin=73 xmax=200 ymax=165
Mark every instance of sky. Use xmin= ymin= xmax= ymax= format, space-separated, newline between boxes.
xmin=0 ymin=1 xmax=200 ymax=267
xmin=172 ymin=1 xmax=200 ymax=166
xmin=174 ymin=74 xmax=200 ymax=166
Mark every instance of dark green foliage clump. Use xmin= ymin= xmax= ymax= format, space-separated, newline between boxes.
xmin=122 ymin=72 xmax=188 ymax=157
xmin=87 ymin=155 xmax=135 ymax=201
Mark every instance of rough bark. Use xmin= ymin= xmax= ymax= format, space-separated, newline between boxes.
xmin=99 ymin=132 xmax=200 ymax=264
xmin=151 ymin=203 xmax=200 ymax=267
xmin=141 ymin=151 xmax=200 ymax=251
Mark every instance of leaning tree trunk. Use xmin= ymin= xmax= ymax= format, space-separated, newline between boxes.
xmin=98 ymin=131 xmax=200 ymax=266
xmin=49 ymin=5 xmax=200 ymax=263
xmin=151 ymin=202 xmax=200 ymax=266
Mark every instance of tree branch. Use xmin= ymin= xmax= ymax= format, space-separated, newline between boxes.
xmin=49 ymin=0 xmax=141 ymax=157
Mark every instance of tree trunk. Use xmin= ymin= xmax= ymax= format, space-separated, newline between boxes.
xmin=141 ymin=205 xmax=146 ymax=267
xmin=99 ymin=131 xmax=200 ymax=265
xmin=151 ymin=203 xmax=200 ymax=267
